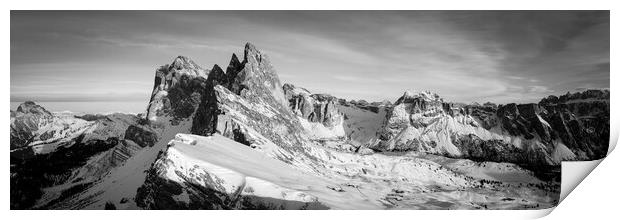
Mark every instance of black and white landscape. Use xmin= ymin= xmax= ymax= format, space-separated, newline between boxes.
xmin=10 ymin=11 xmax=610 ymax=210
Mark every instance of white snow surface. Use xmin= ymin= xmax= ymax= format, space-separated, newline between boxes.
xmin=552 ymin=141 xmax=577 ymax=162
xmin=161 ymin=133 xmax=378 ymax=209
xmin=15 ymin=114 xmax=94 ymax=155
xmin=147 ymin=131 xmax=558 ymax=209
xmin=298 ymin=117 xmax=346 ymax=140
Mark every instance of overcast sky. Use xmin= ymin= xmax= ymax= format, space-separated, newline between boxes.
xmin=11 ymin=11 xmax=609 ymax=106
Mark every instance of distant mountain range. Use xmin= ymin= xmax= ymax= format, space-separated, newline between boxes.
xmin=10 ymin=43 xmax=609 ymax=210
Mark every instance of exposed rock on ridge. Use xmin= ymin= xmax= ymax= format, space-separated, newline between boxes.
xmin=10 ymin=101 xmax=54 ymax=150
xmin=146 ymin=56 xmax=209 ymax=122
xmin=538 ymin=90 xmax=609 ymax=159
xmin=190 ymin=43 xmax=303 ymax=151
xmin=375 ymin=89 xmax=609 ymax=167
xmin=283 ymin=83 xmax=344 ymax=129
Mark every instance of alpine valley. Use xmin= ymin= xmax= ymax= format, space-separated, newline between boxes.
xmin=10 ymin=43 xmax=610 ymax=210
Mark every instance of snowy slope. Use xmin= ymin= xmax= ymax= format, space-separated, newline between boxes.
xmin=26 ymin=114 xmax=94 ymax=154
xmin=10 ymin=111 xmax=94 ymax=155
xmin=137 ymin=133 xmax=379 ymax=209
xmin=134 ymin=132 xmax=559 ymax=210
xmin=298 ymin=116 xmax=346 ymax=140
xmin=44 ymin=117 xmax=193 ymax=210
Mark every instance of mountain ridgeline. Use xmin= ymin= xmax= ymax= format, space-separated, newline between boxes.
xmin=10 ymin=43 xmax=609 ymax=210
xmin=375 ymin=90 xmax=609 ymax=167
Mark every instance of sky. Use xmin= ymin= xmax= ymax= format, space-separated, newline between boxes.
xmin=11 ymin=11 xmax=609 ymax=109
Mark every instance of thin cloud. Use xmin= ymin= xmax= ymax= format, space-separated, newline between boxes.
xmin=10 ymin=11 xmax=609 ymax=105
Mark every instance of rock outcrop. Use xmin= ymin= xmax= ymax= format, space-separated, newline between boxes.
xmin=496 ymin=103 xmax=554 ymax=143
xmin=539 ymin=90 xmax=610 ymax=160
xmin=124 ymin=125 xmax=158 ymax=148
xmin=283 ymin=83 xmax=344 ymax=129
xmin=375 ymin=89 xmax=609 ymax=167
xmin=339 ymin=99 xmax=391 ymax=114
xmin=10 ymin=101 xmax=55 ymax=151
xmin=463 ymin=103 xmax=498 ymax=129
xmin=146 ymin=56 xmax=209 ymax=122
xmin=189 ymin=43 xmax=306 ymax=152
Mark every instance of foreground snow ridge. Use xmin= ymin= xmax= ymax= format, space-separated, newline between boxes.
xmin=165 ymin=134 xmax=321 ymax=207
xmin=140 ymin=133 xmax=382 ymax=209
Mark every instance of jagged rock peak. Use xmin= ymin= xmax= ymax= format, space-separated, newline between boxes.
xmin=11 ymin=101 xmax=56 ymax=151
xmin=226 ymin=53 xmax=244 ymax=74
xmin=171 ymin=56 xmax=199 ymax=69
xmin=212 ymin=64 xmax=224 ymax=72
xmin=146 ymin=55 xmax=210 ymax=121
xmin=229 ymin=42 xmax=288 ymax=107
xmin=403 ymin=90 xmax=415 ymax=97
xmin=228 ymin=53 xmax=242 ymax=66
xmin=163 ymin=55 xmax=208 ymax=78
xmin=244 ymin=42 xmax=259 ymax=56
xmin=311 ymin=93 xmax=338 ymax=102
xmin=539 ymin=89 xmax=610 ymax=105
xmin=243 ymin=42 xmax=268 ymax=65
xmin=283 ymin=83 xmax=311 ymax=97
xmin=172 ymin=55 xmax=192 ymax=64
xmin=207 ymin=64 xmax=225 ymax=81
xmin=16 ymin=101 xmax=52 ymax=116
xmin=282 ymin=83 xmax=296 ymax=92
xmin=396 ymin=90 xmax=443 ymax=105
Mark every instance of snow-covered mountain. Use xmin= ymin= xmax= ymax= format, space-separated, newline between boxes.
xmin=10 ymin=102 xmax=157 ymax=209
xmin=10 ymin=43 xmax=609 ymax=210
xmin=373 ymin=89 xmax=609 ymax=169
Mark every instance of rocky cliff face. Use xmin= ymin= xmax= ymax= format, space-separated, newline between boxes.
xmin=146 ymin=56 xmax=209 ymax=122
xmin=283 ymin=83 xmax=344 ymax=131
xmin=10 ymin=101 xmax=55 ymax=152
xmin=462 ymin=102 xmax=498 ymax=129
xmin=375 ymin=89 xmax=609 ymax=167
xmin=539 ymin=90 xmax=609 ymax=160
xmin=189 ymin=43 xmax=306 ymax=150
xmin=140 ymin=43 xmax=299 ymax=144
xmin=496 ymin=103 xmax=554 ymax=143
